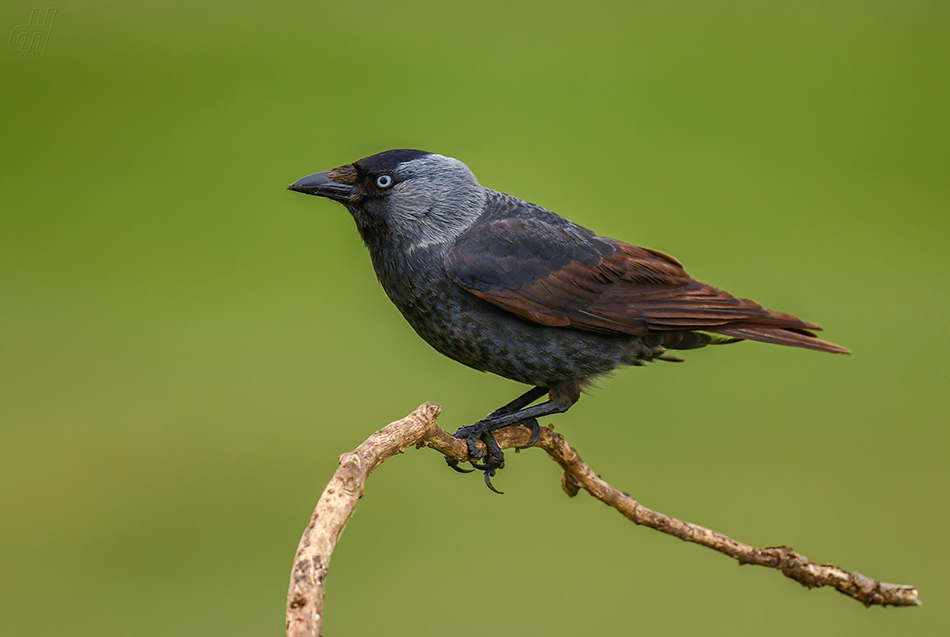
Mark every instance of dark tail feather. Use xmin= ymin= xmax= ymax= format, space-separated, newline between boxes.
xmin=710 ymin=325 xmax=850 ymax=354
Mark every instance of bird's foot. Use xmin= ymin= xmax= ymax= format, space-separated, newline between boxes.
xmin=445 ymin=419 xmax=506 ymax=493
xmin=444 ymin=417 xmax=542 ymax=493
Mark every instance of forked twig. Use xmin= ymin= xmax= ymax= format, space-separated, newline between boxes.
xmin=286 ymin=403 xmax=920 ymax=637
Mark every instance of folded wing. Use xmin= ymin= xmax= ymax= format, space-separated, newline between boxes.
xmin=445 ymin=218 xmax=849 ymax=354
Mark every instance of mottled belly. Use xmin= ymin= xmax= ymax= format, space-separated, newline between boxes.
xmin=397 ymin=282 xmax=647 ymax=386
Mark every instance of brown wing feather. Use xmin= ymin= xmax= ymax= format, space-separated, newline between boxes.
xmin=466 ymin=239 xmax=849 ymax=354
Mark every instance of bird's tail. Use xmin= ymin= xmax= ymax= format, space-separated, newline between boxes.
xmin=709 ymin=325 xmax=850 ymax=354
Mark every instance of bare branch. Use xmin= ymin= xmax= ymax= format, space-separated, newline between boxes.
xmin=286 ymin=403 xmax=920 ymax=637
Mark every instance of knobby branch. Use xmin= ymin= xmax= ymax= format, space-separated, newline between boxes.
xmin=285 ymin=403 xmax=920 ymax=637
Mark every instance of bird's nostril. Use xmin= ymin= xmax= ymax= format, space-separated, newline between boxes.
xmin=327 ymin=164 xmax=358 ymax=185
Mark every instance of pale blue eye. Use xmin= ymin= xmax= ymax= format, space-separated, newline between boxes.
xmin=376 ymin=175 xmax=393 ymax=188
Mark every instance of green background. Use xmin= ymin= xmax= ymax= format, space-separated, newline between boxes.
xmin=2 ymin=1 xmax=948 ymax=635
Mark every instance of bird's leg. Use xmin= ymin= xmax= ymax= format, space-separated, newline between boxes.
xmin=446 ymin=382 xmax=579 ymax=493
xmin=487 ymin=386 xmax=549 ymax=418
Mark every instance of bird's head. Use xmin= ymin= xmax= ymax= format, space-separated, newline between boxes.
xmin=288 ymin=150 xmax=486 ymax=252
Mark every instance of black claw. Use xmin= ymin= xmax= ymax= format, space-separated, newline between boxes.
xmin=519 ymin=418 xmax=542 ymax=449
xmin=483 ymin=469 xmax=503 ymax=494
xmin=475 ymin=431 xmax=506 ymax=493
xmin=445 ymin=456 xmax=474 ymax=473
xmin=468 ymin=458 xmax=493 ymax=471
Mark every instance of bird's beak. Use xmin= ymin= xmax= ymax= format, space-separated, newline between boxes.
xmin=287 ymin=170 xmax=355 ymax=201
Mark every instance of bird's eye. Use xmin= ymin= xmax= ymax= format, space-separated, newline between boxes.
xmin=375 ymin=175 xmax=393 ymax=189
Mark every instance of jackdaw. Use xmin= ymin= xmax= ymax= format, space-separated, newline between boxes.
xmin=288 ymin=150 xmax=848 ymax=492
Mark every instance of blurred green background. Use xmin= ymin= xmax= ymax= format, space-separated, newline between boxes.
xmin=2 ymin=1 xmax=948 ymax=635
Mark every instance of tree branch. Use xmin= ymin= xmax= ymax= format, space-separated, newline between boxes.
xmin=286 ymin=403 xmax=920 ymax=637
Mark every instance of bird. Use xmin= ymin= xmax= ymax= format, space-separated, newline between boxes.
xmin=288 ymin=149 xmax=848 ymax=492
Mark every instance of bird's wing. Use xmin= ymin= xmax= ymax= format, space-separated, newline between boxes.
xmin=445 ymin=218 xmax=849 ymax=353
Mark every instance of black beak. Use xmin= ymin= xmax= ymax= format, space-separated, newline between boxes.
xmin=287 ymin=171 xmax=354 ymax=201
